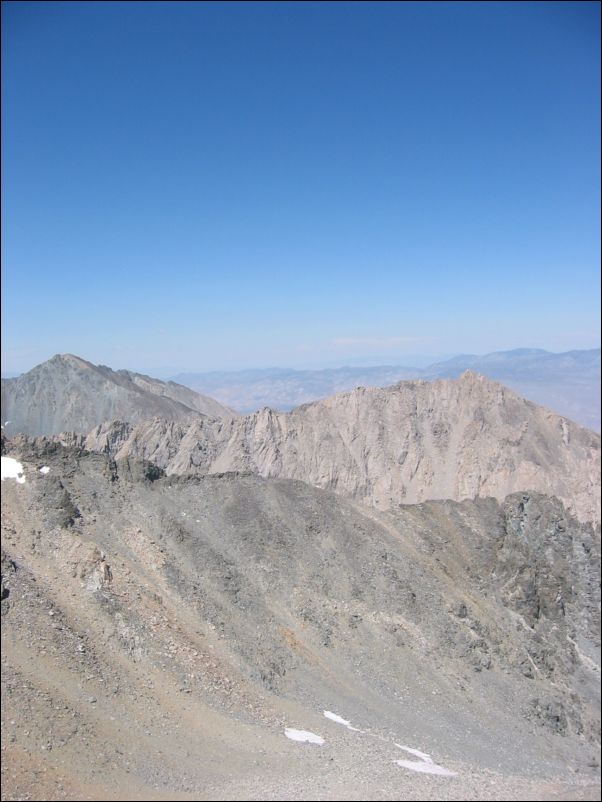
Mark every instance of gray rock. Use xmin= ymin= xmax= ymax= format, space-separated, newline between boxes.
xmin=1 ymin=353 xmax=237 ymax=437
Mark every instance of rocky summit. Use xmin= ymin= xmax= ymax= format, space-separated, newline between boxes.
xmin=81 ymin=371 xmax=600 ymax=524
xmin=0 ymin=354 xmax=237 ymax=437
xmin=1 ymin=436 xmax=600 ymax=800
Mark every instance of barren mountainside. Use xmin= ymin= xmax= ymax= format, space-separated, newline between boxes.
xmin=1 ymin=437 xmax=600 ymax=799
xmin=0 ymin=354 xmax=237 ymax=436
xmin=81 ymin=372 xmax=601 ymax=524
xmin=116 ymin=368 xmax=238 ymax=418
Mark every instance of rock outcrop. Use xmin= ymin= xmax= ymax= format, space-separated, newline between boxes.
xmin=82 ymin=372 xmax=601 ymax=524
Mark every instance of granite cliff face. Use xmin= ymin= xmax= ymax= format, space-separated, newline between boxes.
xmin=1 ymin=354 xmax=237 ymax=436
xmin=81 ymin=372 xmax=601 ymax=524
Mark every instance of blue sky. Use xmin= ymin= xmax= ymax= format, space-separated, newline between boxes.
xmin=2 ymin=1 xmax=600 ymax=374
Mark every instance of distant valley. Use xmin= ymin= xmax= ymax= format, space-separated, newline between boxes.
xmin=172 ymin=348 xmax=601 ymax=431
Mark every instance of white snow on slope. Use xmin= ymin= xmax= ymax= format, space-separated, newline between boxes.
xmin=323 ymin=710 xmax=363 ymax=731
xmin=318 ymin=710 xmax=456 ymax=776
xmin=39 ymin=466 xmax=50 ymax=475
xmin=395 ymin=743 xmax=433 ymax=763
xmin=395 ymin=759 xmax=457 ymax=776
xmin=394 ymin=743 xmax=456 ymax=776
xmin=319 ymin=710 xmax=456 ymax=776
xmin=1 ymin=457 xmax=26 ymax=484
xmin=284 ymin=728 xmax=324 ymax=745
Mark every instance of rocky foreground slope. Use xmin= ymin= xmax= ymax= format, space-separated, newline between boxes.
xmin=0 ymin=354 xmax=236 ymax=437
xmin=1 ymin=436 xmax=600 ymax=800
xmin=2 ymin=438 xmax=600 ymax=799
xmin=81 ymin=372 xmax=601 ymax=524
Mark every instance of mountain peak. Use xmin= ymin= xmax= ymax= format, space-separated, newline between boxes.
xmin=59 ymin=353 xmax=95 ymax=368
xmin=458 ymin=368 xmax=482 ymax=381
xmin=43 ymin=353 xmax=96 ymax=372
xmin=1 ymin=354 xmax=237 ymax=436
xmin=455 ymin=369 xmax=500 ymax=386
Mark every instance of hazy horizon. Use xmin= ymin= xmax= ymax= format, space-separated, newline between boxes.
xmin=2 ymin=344 xmax=600 ymax=381
xmin=3 ymin=336 xmax=602 ymax=377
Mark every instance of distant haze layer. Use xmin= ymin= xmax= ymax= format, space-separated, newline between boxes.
xmin=172 ymin=348 xmax=601 ymax=432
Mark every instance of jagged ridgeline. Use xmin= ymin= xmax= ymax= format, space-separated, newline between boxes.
xmin=3 ymin=356 xmax=600 ymax=523
xmin=76 ymin=371 xmax=600 ymax=525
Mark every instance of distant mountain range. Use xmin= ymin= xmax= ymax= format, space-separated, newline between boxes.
xmin=171 ymin=348 xmax=601 ymax=431
xmin=3 ymin=349 xmax=600 ymax=439
xmin=1 ymin=353 xmax=237 ymax=436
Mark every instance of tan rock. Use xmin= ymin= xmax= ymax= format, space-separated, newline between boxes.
xmin=84 ymin=372 xmax=601 ymax=524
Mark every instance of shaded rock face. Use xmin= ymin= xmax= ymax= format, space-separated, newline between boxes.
xmin=83 ymin=372 xmax=601 ymax=524
xmin=1 ymin=552 xmax=17 ymax=604
xmin=32 ymin=475 xmax=81 ymax=529
xmin=495 ymin=495 xmax=582 ymax=627
xmin=0 ymin=353 xmax=237 ymax=437
xmin=1 ymin=437 xmax=600 ymax=800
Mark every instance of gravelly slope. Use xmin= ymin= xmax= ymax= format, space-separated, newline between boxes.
xmin=81 ymin=372 xmax=601 ymax=524
xmin=1 ymin=436 xmax=600 ymax=800
xmin=0 ymin=354 xmax=236 ymax=437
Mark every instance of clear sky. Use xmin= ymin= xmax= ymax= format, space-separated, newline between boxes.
xmin=2 ymin=1 xmax=600 ymax=374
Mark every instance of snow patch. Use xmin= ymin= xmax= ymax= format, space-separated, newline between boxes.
xmin=39 ymin=466 xmax=51 ymax=475
xmin=324 ymin=710 xmax=351 ymax=726
xmin=1 ymin=457 xmax=26 ymax=484
xmin=394 ymin=743 xmax=456 ymax=776
xmin=323 ymin=710 xmax=363 ymax=732
xmin=284 ymin=728 xmax=324 ymax=745
xmin=395 ymin=743 xmax=433 ymax=763
xmin=395 ymin=759 xmax=457 ymax=777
